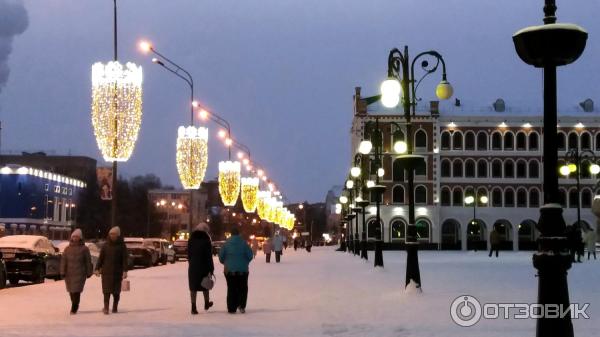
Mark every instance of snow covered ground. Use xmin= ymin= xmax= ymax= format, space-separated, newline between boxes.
xmin=1 ymin=248 xmax=598 ymax=337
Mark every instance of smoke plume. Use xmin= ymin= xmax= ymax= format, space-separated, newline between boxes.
xmin=0 ymin=0 xmax=28 ymax=95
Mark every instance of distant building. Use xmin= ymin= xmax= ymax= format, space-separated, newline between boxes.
xmin=324 ymin=185 xmax=343 ymax=238
xmin=0 ymin=164 xmax=87 ymax=239
xmin=0 ymin=152 xmax=97 ymax=182
xmin=148 ymin=188 xmax=207 ymax=240
xmin=347 ymin=87 xmax=600 ymax=250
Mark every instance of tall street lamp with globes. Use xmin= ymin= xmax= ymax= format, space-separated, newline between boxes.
xmin=380 ymin=46 xmax=453 ymax=290
xmin=513 ymin=0 xmax=587 ymax=335
xmin=560 ymin=149 xmax=599 ymax=230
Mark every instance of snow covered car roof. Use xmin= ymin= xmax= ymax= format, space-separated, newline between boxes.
xmin=0 ymin=235 xmax=46 ymax=249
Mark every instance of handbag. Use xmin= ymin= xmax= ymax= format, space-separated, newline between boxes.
xmin=201 ymin=274 xmax=216 ymax=290
xmin=121 ymin=279 xmax=130 ymax=292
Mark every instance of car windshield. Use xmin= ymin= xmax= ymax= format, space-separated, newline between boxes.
xmin=125 ymin=241 xmax=143 ymax=248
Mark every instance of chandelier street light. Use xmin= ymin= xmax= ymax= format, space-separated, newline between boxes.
xmin=91 ymin=0 xmax=143 ymax=229
xmin=140 ymin=41 xmax=204 ymax=232
xmin=241 ymin=177 xmax=259 ymax=213
xmin=464 ymin=192 xmax=488 ymax=236
xmin=560 ymin=148 xmax=598 ymax=232
xmin=219 ymin=161 xmax=241 ymax=207
xmin=381 ymin=45 xmax=453 ymax=289
xmin=513 ymin=1 xmax=587 ymax=335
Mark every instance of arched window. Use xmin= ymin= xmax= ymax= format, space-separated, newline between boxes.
xmin=390 ymin=219 xmax=406 ymax=240
xmin=415 ymin=186 xmax=427 ymax=204
xmin=529 ymin=132 xmax=539 ymax=151
xmin=529 ymin=160 xmax=539 ymax=178
xmin=581 ymin=133 xmax=591 ymax=150
xmin=568 ymin=133 xmax=578 ymax=150
xmin=516 ymin=160 xmax=527 ymax=178
xmin=504 ymin=132 xmax=514 ymax=150
xmin=392 ymin=129 xmax=405 ymax=144
xmin=465 ymin=160 xmax=475 ymax=178
xmin=568 ymin=189 xmax=578 ymax=208
xmin=441 ymin=188 xmax=451 ymax=206
xmin=415 ymin=160 xmax=426 ymax=177
xmin=367 ymin=218 xmax=383 ymax=239
xmin=504 ymin=189 xmax=515 ymax=207
xmin=453 ymin=160 xmax=463 ymax=177
xmin=441 ymin=131 xmax=451 ymax=150
xmin=415 ymin=219 xmax=430 ymax=241
xmin=492 ymin=160 xmax=502 ymax=178
xmin=559 ymin=188 xmax=567 ymax=207
xmin=558 ymin=132 xmax=566 ymax=151
xmin=492 ymin=188 xmax=502 ymax=207
xmin=441 ymin=160 xmax=451 ymax=177
xmin=529 ymin=189 xmax=540 ymax=207
xmin=453 ymin=132 xmax=463 ymax=150
xmin=465 ymin=132 xmax=475 ymax=150
xmin=477 ymin=160 xmax=488 ymax=178
xmin=516 ymin=132 xmax=526 ymax=150
xmin=517 ymin=189 xmax=527 ymax=207
xmin=452 ymin=188 xmax=463 ymax=206
xmin=582 ymin=189 xmax=592 ymax=208
xmin=415 ymin=130 xmax=427 ymax=149
xmin=477 ymin=132 xmax=488 ymax=151
xmin=492 ymin=132 xmax=502 ymax=150
xmin=504 ymin=160 xmax=514 ymax=178
xmin=393 ymin=159 xmax=405 ymax=182
xmin=392 ymin=185 xmax=405 ymax=204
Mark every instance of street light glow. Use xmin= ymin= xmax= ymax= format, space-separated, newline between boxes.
xmin=394 ymin=141 xmax=407 ymax=154
xmin=435 ymin=79 xmax=454 ymax=100
xmin=138 ymin=40 xmax=152 ymax=53
xmin=358 ymin=140 xmax=373 ymax=154
xmin=464 ymin=196 xmax=475 ymax=205
xmin=377 ymin=168 xmax=385 ymax=177
xmin=350 ymin=166 xmax=361 ymax=178
xmin=590 ymin=164 xmax=600 ymax=175
xmin=560 ymin=165 xmax=571 ymax=176
xmin=339 ymin=196 xmax=348 ymax=204
xmin=480 ymin=195 xmax=489 ymax=204
xmin=345 ymin=180 xmax=354 ymax=189
xmin=380 ymin=77 xmax=401 ymax=108
xmin=218 ymin=130 xmax=227 ymax=138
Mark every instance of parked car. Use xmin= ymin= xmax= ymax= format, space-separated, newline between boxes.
xmin=173 ymin=239 xmax=188 ymax=261
xmin=145 ymin=238 xmax=176 ymax=265
xmin=124 ymin=237 xmax=158 ymax=268
xmin=0 ymin=252 xmax=7 ymax=289
xmin=212 ymin=240 xmax=225 ymax=256
xmin=0 ymin=235 xmax=61 ymax=285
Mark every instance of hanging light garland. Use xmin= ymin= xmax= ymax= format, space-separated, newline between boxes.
xmin=241 ymin=177 xmax=259 ymax=213
xmin=218 ymin=161 xmax=241 ymax=206
xmin=91 ymin=61 xmax=143 ymax=161
xmin=256 ymin=191 xmax=271 ymax=220
xmin=176 ymin=126 xmax=208 ymax=189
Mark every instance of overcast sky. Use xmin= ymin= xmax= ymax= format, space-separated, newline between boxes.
xmin=1 ymin=0 xmax=600 ymax=202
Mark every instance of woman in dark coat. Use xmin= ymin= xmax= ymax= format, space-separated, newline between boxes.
xmin=60 ymin=229 xmax=93 ymax=314
xmin=188 ymin=223 xmax=214 ymax=315
xmin=95 ymin=226 xmax=129 ymax=314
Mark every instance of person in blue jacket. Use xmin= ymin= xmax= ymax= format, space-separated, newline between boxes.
xmin=219 ymin=226 xmax=253 ymax=313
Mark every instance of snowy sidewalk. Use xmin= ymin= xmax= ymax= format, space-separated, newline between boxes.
xmin=1 ymin=248 xmax=598 ymax=337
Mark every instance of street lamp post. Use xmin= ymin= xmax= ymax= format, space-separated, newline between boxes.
xmin=380 ymin=46 xmax=453 ymax=289
xmin=560 ymin=149 xmax=599 ymax=229
xmin=513 ymin=1 xmax=587 ymax=335
xmin=464 ymin=193 xmax=489 ymax=248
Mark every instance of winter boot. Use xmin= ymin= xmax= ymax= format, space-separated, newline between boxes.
xmin=112 ymin=301 xmax=119 ymax=313
xmin=239 ymin=307 xmax=246 ymax=314
xmin=204 ymin=301 xmax=213 ymax=311
xmin=191 ymin=303 xmax=198 ymax=315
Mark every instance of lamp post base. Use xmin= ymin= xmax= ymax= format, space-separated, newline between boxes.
xmin=405 ymin=242 xmax=421 ymax=290
xmin=374 ymin=240 xmax=384 ymax=267
xmin=354 ymin=238 xmax=360 ymax=256
xmin=360 ymin=238 xmax=368 ymax=260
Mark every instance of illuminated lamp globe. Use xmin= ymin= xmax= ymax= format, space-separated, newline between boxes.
xmin=559 ymin=165 xmax=571 ymax=176
xmin=435 ymin=79 xmax=454 ymax=100
xmin=345 ymin=180 xmax=354 ymax=189
xmin=394 ymin=141 xmax=407 ymax=154
xmin=377 ymin=168 xmax=385 ymax=177
xmin=480 ymin=195 xmax=489 ymax=204
xmin=339 ymin=196 xmax=348 ymax=204
xmin=350 ymin=167 xmax=361 ymax=178
xmin=366 ymin=180 xmax=375 ymax=188
xmin=590 ymin=164 xmax=600 ymax=175
xmin=358 ymin=140 xmax=373 ymax=155
xmin=380 ymin=77 xmax=401 ymax=108
xmin=568 ymin=163 xmax=577 ymax=173
xmin=464 ymin=196 xmax=475 ymax=205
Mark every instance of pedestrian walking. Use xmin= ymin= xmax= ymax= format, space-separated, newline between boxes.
xmin=567 ymin=225 xmax=584 ymax=263
xmin=293 ymin=238 xmax=298 ymax=251
xmin=272 ymin=232 xmax=283 ymax=263
xmin=187 ymin=223 xmax=214 ymax=315
xmin=282 ymin=235 xmax=288 ymax=250
xmin=95 ymin=226 xmax=129 ymax=315
xmin=60 ymin=229 xmax=93 ymax=315
xmin=218 ymin=227 xmax=253 ymax=314
xmin=251 ymin=238 xmax=259 ymax=258
xmin=263 ymin=238 xmax=272 ymax=263
xmin=584 ymin=228 xmax=597 ymax=260
xmin=489 ymin=226 xmax=501 ymax=258
xmin=306 ymin=239 xmax=312 ymax=253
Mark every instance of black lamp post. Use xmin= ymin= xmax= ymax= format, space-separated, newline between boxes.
xmin=380 ymin=46 xmax=453 ymax=289
xmin=560 ymin=149 xmax=598 ymax=229
xmin=513 ymin=1 xmax=587 ymax=336
xmin=350 ymin=154 xmax=367 ymax=257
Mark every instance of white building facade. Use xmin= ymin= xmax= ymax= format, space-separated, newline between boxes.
xmin=348 ymin=88 xmax=600 ymax=250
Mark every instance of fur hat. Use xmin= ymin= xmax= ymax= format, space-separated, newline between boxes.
xmin=71 ymin=229 xmax=83 ymax=239
xmin=108 ymin=226 xmax=121 ymax=236
xmin=194 ymin=222 xmax=210 ymax=232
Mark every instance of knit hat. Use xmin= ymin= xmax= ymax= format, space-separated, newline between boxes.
xmin=194 ymin=222 xmax=210 ymax=232
xmin=108 ymin=226 xmax=121 ymax=236
xmin=71 ymin=229 xmax=83 ymax=239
